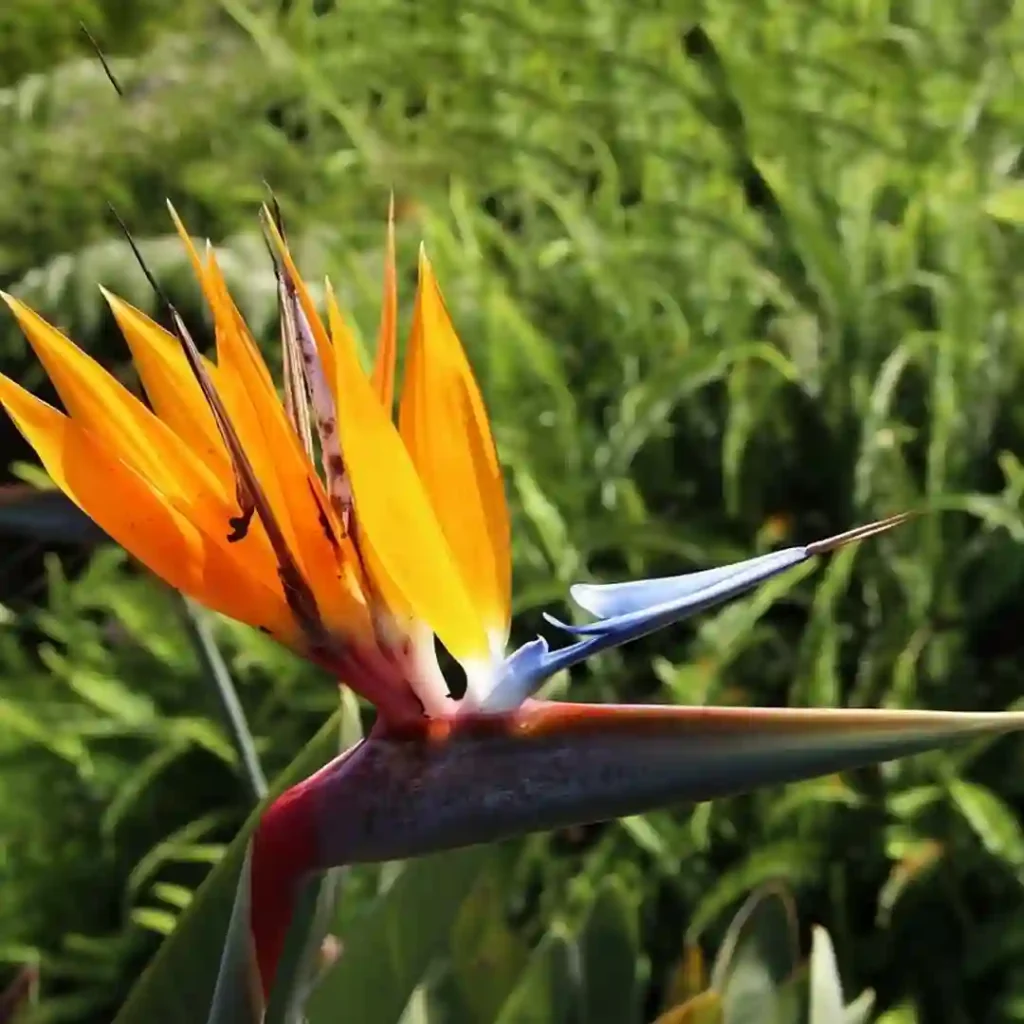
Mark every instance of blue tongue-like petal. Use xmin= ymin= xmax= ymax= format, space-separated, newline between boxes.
xmin=481 ymin=514 xmax=910 ymax=713
xmin=568 ymin=548 xmax=798 ymax=620
xmin=558 ymin=547 xmax=807 ymax=636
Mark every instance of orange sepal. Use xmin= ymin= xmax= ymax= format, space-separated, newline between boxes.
xmin=399 ymin=251 xmax=511 ymax=646
xmin=101 ymin=289 xmax=229 ymax=475
xmin=326 ymin=283 xmax=489 ymax=665
xmin=0 ymin=376 xmax=297 ymax=642
xmin=1 ymin=293 xmax=231 ymax=512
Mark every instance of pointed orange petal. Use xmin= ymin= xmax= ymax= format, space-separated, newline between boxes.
xmin=205 ymin=249 xmax=370 ymax=637
xmin=101 ymin=289 xmax=229 ymax=474
xmin=0 ymin=376 xmax=297 ymax=642
xmin=3 ymin=293 xmax=289 ymax=600
xmin=166 ymin=210 xmax=367 ymax=639
xmin=399 ymin=252 xmax=511 ymax=646
xmin=1 ymin=293 xmax=231 ymax=511
xmin=327 ymin=284 xmax=490 ymax=665
xmin=371 ymin=197 xmax=398 ymax=412
xmin=166 ymin=203 xmax=278 ymax=392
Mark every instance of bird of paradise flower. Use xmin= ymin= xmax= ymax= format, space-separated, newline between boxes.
xmin=2 ymin=201 xmax=1023 ymax=1020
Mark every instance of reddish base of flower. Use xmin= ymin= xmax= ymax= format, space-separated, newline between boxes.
xmin=250 ymin=775 xmax=319 ymax=999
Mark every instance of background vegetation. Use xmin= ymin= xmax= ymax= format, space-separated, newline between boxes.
xmin=3 ymin=0 xmax=1024 ymax=1021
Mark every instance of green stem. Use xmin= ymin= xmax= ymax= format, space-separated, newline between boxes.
xmin=179 ymin=596 xmax=268 ymax=801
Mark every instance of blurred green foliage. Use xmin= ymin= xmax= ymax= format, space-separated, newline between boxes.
xmin=3 ymin=0 xmax=1024 ymax=1021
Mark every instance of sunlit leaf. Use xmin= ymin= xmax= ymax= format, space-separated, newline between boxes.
xmin=949 ymin=779 xmax=1024 ymax=871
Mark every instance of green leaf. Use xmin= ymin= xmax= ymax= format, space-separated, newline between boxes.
xmin=151 ymin=884 xmax=194 ymax=911
xmin=690 ymin=847 xmax=815 ymax=941
xmin=949 ymin=779 xmax=1024 ymax=870
xmin=793 ymin=542 xmax=860 ymax=707
xmin=765 ymin=778 xmax=862 ymax=828
xmin=62 ymin=667 xmax=157 ymax=726
xmin=619 ymin=814 xmax=682 ymax=873
xmin=875 ymin=1006 xmax=918 ymax=1024
xmin=304 ymin=845 xmax=491 ymax=1023
xmin=493 ymin=929 xmax=579 ymax=1024
xmin=102 ymin=743 xmax=190 ymax=837
xmin=0 ymin=696 xmax=90 ymax=768
xmin=699 ymin=560 xmax=818 ymax=669
xmin=130 ymin=908 xmax=178 ymax=938
xmin=126 ymin=813 xmax=229 ymax=902
xmin=579 ymin=877 xmax=640 ymax=1024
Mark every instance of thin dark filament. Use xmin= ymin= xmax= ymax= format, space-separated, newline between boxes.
xmin=79 ymin=22 xmax=124 ymax=97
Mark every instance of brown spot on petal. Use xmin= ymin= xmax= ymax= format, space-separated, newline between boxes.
xmin=227 ymin=503 xmax=255 ymax=543
xmin=307 ymin=480 xmax=340 ymax=552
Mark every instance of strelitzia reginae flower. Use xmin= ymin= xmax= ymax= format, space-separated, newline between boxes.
xmin=4 ymin=202 xmax=1024 ymax=1016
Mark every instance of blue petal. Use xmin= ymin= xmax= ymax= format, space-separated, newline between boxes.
xmin=556 ymin=547 xmax=808 ymax=637
xmin=484 ymin=548 xmax=808 ymax=712
xmin=481 ymin=514 xmax=911 ymax=713
xmin=569 ymin=548 xmax=801 ymax=620
xmin=484 ymin=636 xmax=553 ymax=711
xmin=484 ymin=634 xmax=595 ymax=712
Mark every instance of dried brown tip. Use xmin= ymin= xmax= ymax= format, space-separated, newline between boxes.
xmin=805 ymin=510 xmax=915 ymax=557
